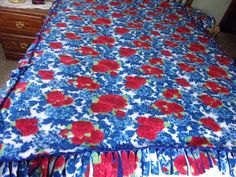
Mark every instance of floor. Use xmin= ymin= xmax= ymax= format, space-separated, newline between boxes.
xmin=0 ymin=45 xmax=19 ymax=88
xmin=0 ymin=32 xmax=235 ymax=89
xmin=215 ymin=32 xmax=236 ymax=60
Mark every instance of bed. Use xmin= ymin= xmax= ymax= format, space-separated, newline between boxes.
xmin=0 ymin=0 xmax=235 ymax=176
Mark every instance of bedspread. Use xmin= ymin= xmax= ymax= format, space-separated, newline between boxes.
xmin=0 ymin=0 xmax=236 ymax=176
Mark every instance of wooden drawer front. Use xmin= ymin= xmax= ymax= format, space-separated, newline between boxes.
xmin=0 ymin=33 xmax=34 ymax=53
xmin=0 ymin=11 xmax=43 ymax=36
xmin=5 ymin=51 xmax=25 ymax=61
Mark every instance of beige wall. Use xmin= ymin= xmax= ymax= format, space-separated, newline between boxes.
xmin=192 ymin=0 xmax=231 ymax=24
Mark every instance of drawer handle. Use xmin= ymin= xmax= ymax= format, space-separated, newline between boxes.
xmin=20 ymin=42 xmax=28 ymax=49
xmin=16 ymin=21 xmax=24 ymax=29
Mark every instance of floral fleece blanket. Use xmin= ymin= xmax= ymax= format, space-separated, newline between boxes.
xmin=0 ymin=0 xmax=235 ymax=176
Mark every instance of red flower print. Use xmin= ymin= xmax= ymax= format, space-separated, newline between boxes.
xmin=85 ymin=152 xmax=121 ymax=177
xmin=189 ymin=43 xmax=206 ymax=52
xmin=69 ymin=76 xmax=100 ymax=91
xmin=73 ymin=2 xmax=83 ymax=7
xmin=155 ymin=23 xmax=166 ymax=30
xmin=15 ymin=118 xmax=39 ymax=136
xmin=161 ymin=50 xmax=172 ymax=57
xmin=94 ymin=5 xmax=109 ymax=11
xmin=115 ymin=110 xmax=126 ymax=118
xmin=80 ymin=46 xmax=100 ymax=57
xmin=208 ymin=66 xmax=229 ymax=79
xmin=1 ymin=98 xmax=11 ymax=110
xmin=90 ymin=102 xmax=113 ymax=113
xmin=93 ymin=36 xmax=115 ymax=46
xmin=56 ymin=22 xmax=67 ymax=28
xmin=188 ymin=136 xmax=213 ymax=147
xmin=54 ymin=156 xmax=65 ymax=170
xmin=203 ymin=81 xmax=229 ymax=94
xmin=125 ymin=76 xmax=146 ymax=89
xmin=71 ymin=121 xmax=94 ymax=136
xmin=178 ymin=63 xmax=196 ymax=72
xmin=60 ymin=129 xmax=69 ymax=138
xmin=174 ymin=155 xmax=200 ymax=175
xmin=34 ymin=50 xmax=43 ymax=57
xmin=38 ymin=70 xmax=54 ymax=80
xmin=112 ymin=12 xmax=125 ymax=18
xmin=91 ymin=94 xmax=127 ymax=115
xmin=60 ymin=121 xmax=104 ymax=145
xmin=141 ymin=65 xmax=164 ymax=78
xmin=92 ymin=59 xmax=120 ymax=76
xmin=92 ymin=18 xmax=112 ymax=26
xmin=187 ymin=21 xmax=196 ymax=27
xmin=215 ymin=55 xmax=231 ymax=65
xmin=121 ymin=151 xmax=139 ymax=176
xmin=115 ymin=27 xmax=130 ymax=34
xmin=140 ymin=35 xmax=152 ymax=41
xmin=59 ymin=55 xmax=79 ymax=65
xmin=49 ymin=42 xmax=62 ymax=49
xmin=65 ymin=32 xmax=81 ymax=40
xmin=200 ymin=117 xmax=221 ymax=132
xmin=200 ymin=94 xmax=223 ymax=108
xmin=171 ymin=34 xmax=186 ymax=41
xmin=127 ymin=22 xmax=143 ymax=29
xmin=164 ymin=40 xmax=178 ymax=48
xmin=160 ymin=2 xmax=170 ymax=8
xmin=82 ymin=26 xmax=97 ymax=34
xmin=175 ymin=78 xmax=190 ymax=87
xmin=149 ymin=58 xmax=164 ymax=65
xmin=162 ymin=19 xmax=175 ymax=25
xmin=147 ymin=11 xmax=157 ymax=17
xmin=124 ymin=9 xmax=137 ymax=16
xmin=85 ymin=0 xmax=95 ymax=3
xmin=184 ymin=54 xmax=204 ymax=63
xmin=151 ymin=30 xmax=160 ymax=36
xmin=174 ymin=155 xmax=188 ymax=175
xmin=133 ymin=40 xmax=151 ymax=50
xmin=163 ymin=89 xmax=182 ymax=99
xmin=83 ymin=10 xmax=97 ymax=16
xmin=198 ymin=36 xmax=209 ymax=43
xmin=152 ymin=100 xmax=184 ymax=119
xmin=168 ymin=14 xmax=180 ymax=21
xmin=174 ymin=152 xmax=216 ymax=176
xmin=137 ymin=117 xmax=165 ymax=140
xmin=123 ymin=0 xmax=133 ymax=3
xmin=13 ymin=82 xmax=29 ymax=92
xmin=119 ymin=47 xmax=136 ymax=57
xmin=199 ymin=152 xmax=216 ymax=169
xmin=69 ymin=15 xmax=82 ymax=21
xmin=162 ymin=167 xmax=169 ymax=173
xmin=87 ymin=130 xmax=105 ymax=144
xmin=19 ymin=59 xmax=29 ymax=67
xmin=46 ymin=91 xmax=74 ymax=107
xmin=176 ymin=27 xmax=191 ymax=34
xmin=110 ymin=1 xmax=121 ymax=6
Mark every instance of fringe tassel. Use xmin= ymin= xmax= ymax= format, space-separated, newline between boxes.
xmin=0 ymin=148 xmax=235 ymax=176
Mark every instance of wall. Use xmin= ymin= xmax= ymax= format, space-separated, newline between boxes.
xmin=191 ymin=0 xmax=231 ymax=24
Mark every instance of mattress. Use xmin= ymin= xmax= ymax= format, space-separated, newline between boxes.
xmin=0 ymin=0 xmax=235 ymax=176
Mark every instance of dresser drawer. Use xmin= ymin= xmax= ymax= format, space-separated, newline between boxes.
xmin=5 ymin=51 xmax=25 ymax=61
xmin=0 ymin=10 xmax=44 ymax=36
xmin=0 ymin=33 xmax=34 ymax=53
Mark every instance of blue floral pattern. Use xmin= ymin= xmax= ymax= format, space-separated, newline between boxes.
xmin=0 ymin=0 xmax=235 ymax=176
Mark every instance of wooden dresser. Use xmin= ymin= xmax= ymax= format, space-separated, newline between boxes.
xmin=0 ymin=7 xmax=48 ymax=60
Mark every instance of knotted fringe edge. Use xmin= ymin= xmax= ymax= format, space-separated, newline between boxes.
xmin=0 ymin=147 xmax=235 ymax=177
xmin=0 ymin=0 xmax=60 ymax=109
